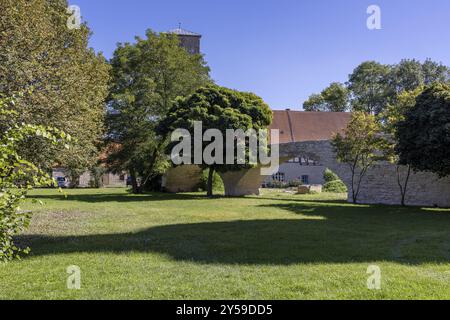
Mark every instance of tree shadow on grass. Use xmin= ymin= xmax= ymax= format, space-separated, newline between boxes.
xmin=29 ymin=191 xmax=215 ymax=203
xmin=17 ymin=203 xmax=450 ymax=265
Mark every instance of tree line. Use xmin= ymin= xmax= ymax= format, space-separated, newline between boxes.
xmin=303 ymin=60 xmax=449 ymax=115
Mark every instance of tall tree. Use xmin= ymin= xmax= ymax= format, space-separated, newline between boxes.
xmin=332 ymin=112 xmax=386 ymax=203
xmin=380 ymin=87 xmax=423 ymax=206
xmin=106 ymin=30 xmax=211 ymax=193
xmin=422 ymin=59 xmax=450 ymax=85
xmin=347 ymin=61 xmax=392 ymax=115
xmin=0 ymin=0 xmax=110 ymax=182
xmin=158 ymin=86 xmax=273 ymax=197
xmin=396 ymin=83 xmax=450 ymax=178
xmin=389 ymin=59 xmax=450 ymax=95
xmin=303 ymin=82 xmax=349 ymax=112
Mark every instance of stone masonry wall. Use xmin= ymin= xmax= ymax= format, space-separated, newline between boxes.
xmin=280 ymin=141 xmax=450 ymax=207
xmin=164 ymin=140 xmax=450 ymax=207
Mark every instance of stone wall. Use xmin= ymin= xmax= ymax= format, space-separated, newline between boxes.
xmin=163 ymin=165 xmax=202 ymax=193
xmin=355 ymin=164 xmax=450 ymax=207
xmin=280 ymin=141 xmax=450 ymax=207
xmin=164 ymin=140 xmax=450 ymax=207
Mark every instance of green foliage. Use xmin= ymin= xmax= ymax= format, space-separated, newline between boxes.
xmin=264 ymin=180 xmax=288 ymax=189
xmin=305 ymin=59 xmax=449 ymax=115
xmin=303 ymin=82 xmax=349 ymax=112
xmin=0 ymin=96 xmax=68 ymax=262
xmin=159 ymin=85 xmax=273 ymax=196
xmin=396 ymin=83 xmax=450 ymax=178
xmin=347 ymin=61 xmax=392 ymax=115
xmin=323 ymin=168 xmax=340 ymax=183
xmin=288 ymin=179 xmax=303 ymax=188
xmin=89 ymin=166 xmax=106 ymax=188
xmin=323 ymin=169 xmax=347 ymax=193
xmin=379 ymin=88 xmax=424 ymax=206
xmin=0 ymin=0 xmax=110 ymax=179
xmin=199 ymin=169 xmax=224 ymax=193
xmin=332 ymin=112 xmax=386 ymax=203
xmin=106 ymin=30 xmax=210 ymax=194
xmin=323 ymin=180 xmax=348 ymax=193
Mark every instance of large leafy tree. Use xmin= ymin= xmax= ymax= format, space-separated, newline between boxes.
xmin=0 ymin=96 xmax=68 ymax=262
xmin=307 ymin=59 xmax=449 ymax=115
xmin=347 ymin=61 xmax=392 ymax=115
xmin=106 ymin=30 xmax=211 ymax=193
xmin=159 ymin=86 xmax=273 ymax=197
xmin=389 ymin=59 xmax=449 ymax=95
xmin=303 ymin=82 xmax=349 ymax=112
xmin=380 ymin=87 xmax=423 ymax=206
xmin=0 ymin=0 xmax=110 ymax=182
xmin=396 ymin=83 xmax=450 ymax=178
xmin=332 ymin=112 xmax=386 ymax=203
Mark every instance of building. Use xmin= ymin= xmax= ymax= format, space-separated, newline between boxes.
xmin=266 ymin=110 xmax=352 ymax=186
xmin=166 ymin=26 xmax=201 ymax=54
xmin=52 ymin=144 xmax=128 ymax=188
xmin=52 ymin=168 xmax=128 ymax=188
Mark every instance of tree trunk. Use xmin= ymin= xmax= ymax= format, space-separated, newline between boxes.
xmin=130 ymin=169 xmax=140 ymax=194
xmin=69 ymin=173 xmax=80 ymax=189
xmin=207 ymin=167 xmax=214 ymax=197
xmin=397 ymin=165 xmax=411 ymax=207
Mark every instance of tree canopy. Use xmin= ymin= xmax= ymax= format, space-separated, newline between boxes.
xmin=303 ymin=82 xmax=349 ymax=112
xmin=303 ymin=59 xmax=449 ymax=115
xmin=106 ymin=30 xmax=211 ymax=193
xmin=331 ymin=112 xmax=386 ymax=203
xmin=158 ymin=86 xmax=273 ymax=196
xmin=0 ymin=0 xmax=110 ymax=180
xmin=396 ymin=83 xmax=450 ymax=178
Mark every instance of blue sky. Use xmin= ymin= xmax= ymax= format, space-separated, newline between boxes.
xmin=70 ymin=0 xmax=450 ymax=110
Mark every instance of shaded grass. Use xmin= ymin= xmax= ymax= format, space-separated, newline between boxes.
xmin=1 ymin=188 xmax=449 ymax=300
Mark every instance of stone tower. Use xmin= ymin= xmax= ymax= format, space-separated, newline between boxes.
xmin=166 ymin=26 xmax=201 ymax=55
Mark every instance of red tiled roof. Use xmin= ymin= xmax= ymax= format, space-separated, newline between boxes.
xmin=270 ymin=110 xmax=351 ymax=144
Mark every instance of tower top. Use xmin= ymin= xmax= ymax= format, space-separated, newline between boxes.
xmin=166 ymin=26 xmax=201 ymax=37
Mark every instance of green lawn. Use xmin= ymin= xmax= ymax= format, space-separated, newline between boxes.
xmin=1 ymin=188 xmax=449 ymax=300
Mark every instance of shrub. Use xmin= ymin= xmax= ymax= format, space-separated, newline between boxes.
xmin=1 ymin=96 xmax=68 ymax=262
xmin=264 ymin=180 xmax=288 ymax=189
xmin=288 ymin=179 xmax=303 ymax=188
xmin=324 ymin=168 xmax=340 ymax=183
xmin=323 ymin=180 xmax=348 ymax=193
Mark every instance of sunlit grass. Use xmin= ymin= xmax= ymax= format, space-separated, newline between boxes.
xmin=0 ymin=188 xmax=449 ymax=300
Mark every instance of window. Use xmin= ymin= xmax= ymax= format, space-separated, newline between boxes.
xmin=119 ymin=174 xmax=125 ymax=181
xmin=301 ymin=175 xmax=310 ymax=185
xmin=272 ymin=172 xmax=286 ymax=182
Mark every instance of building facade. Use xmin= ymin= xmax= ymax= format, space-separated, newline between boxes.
xmin=52 ymin=168 xmax=127 ymax=188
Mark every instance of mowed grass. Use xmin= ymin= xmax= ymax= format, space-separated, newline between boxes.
xmin=1 ymin=188 xmax=450 ymax=300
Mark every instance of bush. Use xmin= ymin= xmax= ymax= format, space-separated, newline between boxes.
xmin=1 ymin=96 xmax=68 ymax=262
xmin=288 ymin=179 xmax=303 ymax=188
xmin=264 ymin=180 xmax=288 ymax=189
xmin=324 ymin=168 xmax=340 ymax=183
xmin=323 ymin=180 xmax=348 ymax=193
xmin=198 ymin=169 xmax=224 ymax=193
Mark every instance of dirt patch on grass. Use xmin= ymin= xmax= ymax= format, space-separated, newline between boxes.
xmin=25 ymin=210 xmax=95 ymax=235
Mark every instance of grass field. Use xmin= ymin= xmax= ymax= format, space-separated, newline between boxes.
xmin=1 ymin=188 xmax=449 ymax=300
